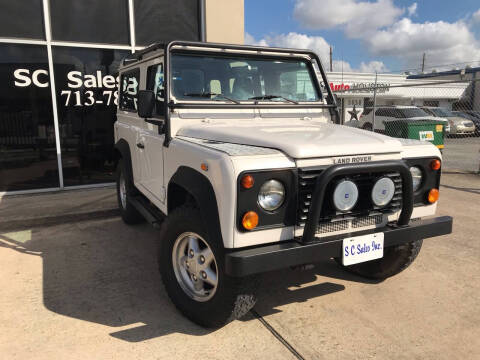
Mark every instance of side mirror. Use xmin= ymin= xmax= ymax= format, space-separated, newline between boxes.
xmin=138 ymin=90 xmax=155 ymax=118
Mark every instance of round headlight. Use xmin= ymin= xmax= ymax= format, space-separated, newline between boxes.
xmin=333 ymin=180 xmax=358 ymax=212
xmin=409 ymin=166 xmax=423 ymax=191
xmin=258 ymin=180 xmax=285 ymax=211
xmin=371 ymin=177 xmax=395 ymax=207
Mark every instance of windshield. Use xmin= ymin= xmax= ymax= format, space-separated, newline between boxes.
xmin=397 ymin=108 xmax=430 ymax=118
xmin=170 ymin=53 xmax=321 ymax=102
xmin=430 ymin=108 xmax=454 ymax=117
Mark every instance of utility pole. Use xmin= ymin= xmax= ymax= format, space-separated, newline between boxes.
xmin=329 ymin=46 xmax=333 ymax=72
xmin=421 ymin=53 xmax=426 ymax=73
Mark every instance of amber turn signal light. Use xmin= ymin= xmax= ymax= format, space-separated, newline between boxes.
xmin=428 ymin=188 xmax=439 ymax=203
xmin=430 ymin=159 xmax=441 ymax=171
xmin=242 ymin=211 xmax=259 ymax=230
xmin=241 ymin=174 xmax=255 ymax=189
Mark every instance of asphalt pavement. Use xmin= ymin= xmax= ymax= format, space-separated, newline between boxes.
xmin=442 ymin=136 xmax=479 ymax=173
xmin=0 ymin=173 xmax=479 ymax=359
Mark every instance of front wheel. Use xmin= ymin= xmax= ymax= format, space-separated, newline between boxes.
xmin=159 ymin=206 xmax=257 ymax=327
xmin=116 ymin=159 xmax=144 ymax=224
xmin=336 ymin=239 xmax=423 ymax=280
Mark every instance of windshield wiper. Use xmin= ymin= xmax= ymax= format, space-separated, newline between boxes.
xmin=248 ymin=95 xmax=298 ymax=104
xmin=183 ymin=92 xmax=240 ymax=104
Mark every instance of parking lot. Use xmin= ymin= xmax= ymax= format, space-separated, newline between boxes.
xmin=0 ymin=173 xmax=479 ymax=360
xmin=443 ymin=136 xmax=480 ymax=173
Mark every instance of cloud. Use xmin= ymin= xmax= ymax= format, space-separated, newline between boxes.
xmin=332 ymin=60 xmax=354 ymax=72
xmin=473 ymin=9 xmax=480 ymax=23
xmin=358 ymin=61 xmax=389 ymax=73
xmin=292 ymin=0 xmax=480 ymax=71
xmin=365 ymin=18 xmax=480 ymax=68
xmin=244 ymin=32 xmax=268 ymax=46
xmin=407 ymin=3 xmax=417 ymax=16
xmin=245 ymin=32 xmax=331 ymax=64
xmin=293 ymin=0 xmax=403 ymax=38
xmin=245 ymin=32 xmax=388 ymax=73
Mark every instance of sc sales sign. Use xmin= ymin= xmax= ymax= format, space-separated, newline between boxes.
xmin=13 ymin=68 xmax=120 ymax=106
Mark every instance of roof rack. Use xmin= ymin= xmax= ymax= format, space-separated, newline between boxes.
xmin=122 ymin=42 xmax=165 ymax=65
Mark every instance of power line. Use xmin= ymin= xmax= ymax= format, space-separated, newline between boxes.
xmin=385 ymin=59 xmax=480 ymax=75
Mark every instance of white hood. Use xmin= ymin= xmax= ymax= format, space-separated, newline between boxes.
xmin=176 ymin=118 xmax=403 ymax=159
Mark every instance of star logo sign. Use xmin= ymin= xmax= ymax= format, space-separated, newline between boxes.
xmin=348 ymin=104 xmax=360 ymax=121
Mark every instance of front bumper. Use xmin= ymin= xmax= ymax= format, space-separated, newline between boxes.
xmin=225 ymin=216 xmax=452 ymax=276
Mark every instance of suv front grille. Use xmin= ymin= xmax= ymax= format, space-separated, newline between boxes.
xmin=316 ymin=214 xmax=384 ymax=234
xmin=297 ymin=168 xmax=402 ymax=230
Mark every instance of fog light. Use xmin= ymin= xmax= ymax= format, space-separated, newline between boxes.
xmin=242 ymin=211 xmax=259 ymax=230
xmin=371 ymin=177 xmax=395 ymax=207
xmin=428 ymin=188 xmax=439 ymax=203
xmin=333 ymin=180 xmax=358 ymax=211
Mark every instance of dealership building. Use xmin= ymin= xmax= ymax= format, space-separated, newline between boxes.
xmin=327 ymin=72 xmax=469 ymax=123
xmin=0 ymin=0 xmax=469 ymax=195
xmin=0 ymin=0 xmax=243 ymax=194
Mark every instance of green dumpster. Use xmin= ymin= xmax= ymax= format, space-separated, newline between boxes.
xmin=384 ymin=120 xmax=445 ymax=150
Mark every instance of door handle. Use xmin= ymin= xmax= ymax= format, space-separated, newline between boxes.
xmin=136 ymin=142 xmax=144 ymax=149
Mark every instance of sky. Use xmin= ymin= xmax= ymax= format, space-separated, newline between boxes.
xmin=244 ymin=0 xmax=480 ymax=74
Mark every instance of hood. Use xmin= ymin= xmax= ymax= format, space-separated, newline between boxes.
xmin=176 ymin=118 xmax=403 ymax=159
xmin=448 ymin=116 xmax=471 ymax=124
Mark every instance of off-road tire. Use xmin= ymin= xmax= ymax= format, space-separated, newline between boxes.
xmin=336 ymin=239 xmax=423 ymax=280
xmin=159 ymin=206 xmax=257 ymax=328
xmin=116 ymin=159 xmax=144 ymax=224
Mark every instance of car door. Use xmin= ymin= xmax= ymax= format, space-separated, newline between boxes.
xmin=136 ymin=61 xmax=166 ymax=203
xmin=119 ymin=68 xmax=144 ymax=185
xmin=373 ymin=108 xmax=387 ymax=130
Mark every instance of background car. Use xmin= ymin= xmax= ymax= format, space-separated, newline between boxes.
xmin=420 ymin=107 xmax=475 ymax=136
xmin=358 ymin=105 xmax=450 ymax=133
xmin=452 ymin=111 xmax=480 ymax=136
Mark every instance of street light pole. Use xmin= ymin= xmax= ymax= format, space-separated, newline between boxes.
xmin=372 ymin=72 xmax=378 ymax=131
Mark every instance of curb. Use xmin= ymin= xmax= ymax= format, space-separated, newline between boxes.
xmin=0 ymin=208 xmax=120 ymax=233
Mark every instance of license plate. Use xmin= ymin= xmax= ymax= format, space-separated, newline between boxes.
xmin=342 ymin=233 xmax=384 ymax=266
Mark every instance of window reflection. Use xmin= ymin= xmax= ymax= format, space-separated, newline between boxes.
xmin=0 ymin=44 xmax=59 ymax=192
xmin=53 ymin=47 xmax=129 ymax=186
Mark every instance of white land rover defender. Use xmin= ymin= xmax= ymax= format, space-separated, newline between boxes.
xmin=114 ymin=41 xmax=452 ymax=327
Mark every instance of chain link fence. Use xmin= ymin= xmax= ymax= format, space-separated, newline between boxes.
xmin=331 ymin=78 xmax=480 ymax=173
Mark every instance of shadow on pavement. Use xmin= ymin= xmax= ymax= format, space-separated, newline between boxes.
xmin=0 ymin=218 xmax=374 ymax=342
xmin=440 ymin=184 xmax=480 ymax=195
xmin=251 ymin=260 xmax=380 ymax=317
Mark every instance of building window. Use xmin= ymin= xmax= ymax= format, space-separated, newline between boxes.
xmin=0 ymin=44 xmax=58 ymax=192
xmin=52 ymin=46 xmax=129 ymax=187
xmin=0 ymin=1 xmax=45 ymax=39
xmin=347 ymin=98 xmax=362 ymax=106
xmin=50 ymin=0 xmax=130 ymax=44
xmin=120 ymin=69 xmax=140 ymax=112
xmin=134 ymin=0 xmax=200 ymax=45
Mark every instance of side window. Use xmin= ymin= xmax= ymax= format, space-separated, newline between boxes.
xmin=147 ymin=63 xmax=165 ymax=116
xmin=375 ymin=108 xmax=386 ymax=116
xmin=389 ymin=109 xmax=401 ymax=118
xmin=120 ymin=69 xmax=139 ymax=111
